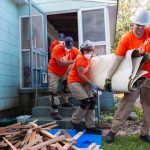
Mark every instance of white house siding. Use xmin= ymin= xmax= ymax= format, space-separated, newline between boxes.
xmin=0 ymin=0 xmax=19 ymax=110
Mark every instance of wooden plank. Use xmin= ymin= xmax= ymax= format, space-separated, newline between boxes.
xmin=40 ymin=129 xmax=55 ymax=138
xmin=0 ymin=122 xmax=21 ymax=131
xmin=88 ymin=143 xmax=96 ymax=150
xmin=0 ymin=141 xmax=7 ymax=147
xmin=32 ymin=119 xmax=38 ymax=123
xmin=6 ymin=132 xmax=21 ymax=139
xmin=72 ymin=132 xmax=83 ymax=140
xmin=28 ymin=119 xmax=38 ymax=126
xmin=63 ymin=143 xmax=93 ymax=150
xmin=63 ymin=132 xmax=83 ymax=150
xmin=43 ymin=124 xmax=58 ymax=130
xmin=39 ymin=137 xmax=47 ymax=150
xmin=29 ymin=135 xmax=66 ymax=150
xmin=41 ymin=147 xmax=47 ymax=150
xmin=53 ymin=130 xmax=61 ymax=137
xmin=95 ymin=145 xmax=100 ymax=149
xmin=40 ymin=121 xmax=56 ymax=128
xmin=68 ymin=145 xmax=81 ymax=150
xmin=7 ymin=130 xmax=27 ymax=139
xmin=20 ymin=135 xmax=42 ymax=150
xmin=14 ymin=141 xmax=22 ymax=149
xmin=2 ymin=137 xmax=17 ymax=150
xmin=56 ymin=142 xmax=64 ymax=150
xmin=49 ymin=144 xmax=57 ymax=150
xmin=29 ymin=122 xmax=55 ymax=138
xmin=61 ymin=141 xmax=84 ymax=150
xmin=29 ymin=130 xmax=36 ymax=143
xmin=31 ymin=122 xmax=55 ymax=138
xmin=61 ymin=129 xmax=72 ymax=138
xmin=0 ymin=131 xmax=21 ymax=136
xmin=20 ymin=129 xmax=32 ymax=148
xmin=10 ymin=125 xmax=30 ymax=130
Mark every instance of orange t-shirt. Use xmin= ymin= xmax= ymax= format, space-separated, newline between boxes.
xmin=49 ymin=40 xmax=59 ymax=52
xmin=115 ymin=27 xmax=150 ymax=78
xmin=68 ymin=55 xmax=90 ymax=83
xmin=48 ymin=44 xmax=80 ymax=77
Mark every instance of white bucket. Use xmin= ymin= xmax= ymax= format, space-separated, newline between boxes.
xmin=16 ymin=115 xmax=31 ymax=123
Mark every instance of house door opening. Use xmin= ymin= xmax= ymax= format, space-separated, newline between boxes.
xmin=47 ymin=12 xmax=78 ymax=60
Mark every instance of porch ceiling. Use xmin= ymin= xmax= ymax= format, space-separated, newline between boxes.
xmin=47 ymin=12 xmax=78 ymax=41
xmin=32 ymin=0 xmax=117 ymax=14
xmin=13 ymin=0 xmax=28 ymax=5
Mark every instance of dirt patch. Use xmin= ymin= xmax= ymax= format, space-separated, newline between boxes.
xmin=102 ymin=120 xmax=142 ymax=137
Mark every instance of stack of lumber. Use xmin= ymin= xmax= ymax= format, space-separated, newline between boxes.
xmin=0 ymin=120 xmax=101 ymax=150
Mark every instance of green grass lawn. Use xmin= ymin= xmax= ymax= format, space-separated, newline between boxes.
xmin=103 ymin=135 xmax=150 ymax=150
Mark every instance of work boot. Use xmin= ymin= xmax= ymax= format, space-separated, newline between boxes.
xmin=61 ymin=102 xmax=73 ymax=107
xmin=71 ymin=121 xmax=83 ymax=131
xmin=140 ymin=135 xmax=150 ymax=143
xmin=106 ymin=130 xmax=116 ymax=144
xmin=51 ymin=112 xmax=62 ymax=120
xmin=86 ymin=127 xmax=102 ymax=134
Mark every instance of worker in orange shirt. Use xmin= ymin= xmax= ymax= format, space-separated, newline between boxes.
xmin=49 ymin=33 xmax=65 ymax=53
xmin=68 ymin=40 xmax=101 ymax=134
xmin=48 ymin=36 xmax=80 ymax=120
xmin=105 ymin=8 xmax=150 ymax=143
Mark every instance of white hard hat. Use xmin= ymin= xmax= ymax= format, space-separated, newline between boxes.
xmin=130 ymin=8 xmax=150 ymax=25
xmin=82 ymin=40 xmax=94 ymax=49
xmin=80 ymin=40 xmax=94 ymax=53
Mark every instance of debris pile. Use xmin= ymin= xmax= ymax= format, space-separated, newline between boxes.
xmin=0 ymin=120 xmax=101 ymax=150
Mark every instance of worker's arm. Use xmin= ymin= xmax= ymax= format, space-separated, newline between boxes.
xmin=104 ymin=55 xmax=123 ymax=91
xmin=104 ymin=33 xmax=128 ymax=91
xmin=77 ymin=66 xmax=92 ymax=84
xmin=106 ymin=55 xmax=123 ymax=79
xmin=77 ymin=66 xmax=99 ymax=94
xmin=55 ymin=58 xmax=74 ymax=66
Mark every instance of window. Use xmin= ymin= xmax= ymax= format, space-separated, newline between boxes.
xmin=82 ymin=9 xmax=105 ymax=42
xmin=21 ymin=18 xmax=30 ymax=49
xmin=32 ymin=16 xmax=44 ymax=49
xmin=78 ymin=7 xmax=110 ymax=55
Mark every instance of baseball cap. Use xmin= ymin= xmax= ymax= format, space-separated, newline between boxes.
xmin=58 ymin=33 xmax=65 ymax=41
xmin=65 ymin=36 xmax=73 ymax=49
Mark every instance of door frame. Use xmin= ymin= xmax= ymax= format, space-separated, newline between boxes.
xmin=19 ymin=0 xmax=48 ymax=89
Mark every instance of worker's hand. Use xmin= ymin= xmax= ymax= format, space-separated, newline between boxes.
xmin=141 ymin=53 xmax=150 ymax=63
xmin=91 ymin=83 xmax=99 ymax=96
xmin=92 ymin=83 xmax=99 ymax=91
xmin=104 ymin=79 xmax=112 ymax=92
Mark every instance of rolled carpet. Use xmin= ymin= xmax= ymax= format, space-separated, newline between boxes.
xmin=90 ymin=49 xmax=148 ymax=93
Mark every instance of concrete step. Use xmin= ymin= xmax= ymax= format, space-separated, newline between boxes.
xmin=37 ymin=91 xmax=114 ymax=112
xmin=37 ymin=96 xmax=80 ymax=107
xmin=26 ymin=117 xmax=78 ymax=129
xmin=26 ymin=117 xmax=98 ymax=129
xmin=32 ymin=106 xmax=98 ymax=117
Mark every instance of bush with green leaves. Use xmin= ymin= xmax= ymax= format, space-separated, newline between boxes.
xmin=100 ymin=111 xmax=113 ymax=125
xmin=133 ymin=106 xmax=143 ymax=119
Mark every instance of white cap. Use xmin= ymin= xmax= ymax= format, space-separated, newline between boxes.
xmin=130 ymin=8 xmax=150 ymax=25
